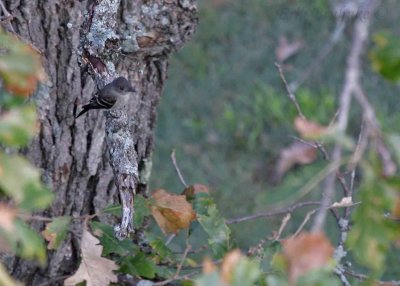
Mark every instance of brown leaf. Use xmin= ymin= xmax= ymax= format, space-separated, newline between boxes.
xmin=64 ymin=229 xmax=118 ymax=286
xmin=283 ymin=232 xmax=334 ymax=285
xmin=294 ymin=117 xmax=328 ymax=139
xmin=220 ymin=249 xmax=242 ymax=284
xmin=151 ymin=189 xmax=196 ymax=234
xmin=276 ymin=36 xmax=303 ymax=62
xmin=275 ymin=141 xmax=317 ymax=181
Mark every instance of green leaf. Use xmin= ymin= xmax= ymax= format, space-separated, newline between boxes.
xmin=369 ymin=32 xmax=400 ymax=82
xmin=197 ymin=205 xmax=231 ymax=258
xmin=297 ymin=268 xmax=341 ymax=286
xmin=231 ymin=257 xmax=261 ymax=286
xmin=347 ymin=163 xmax=400 ymax=275
xmin=11 ymin=219 xmax=47 ymax=265
xmin=0 ymin=152 xmax=53 ymax=211
xmin=90 ymin=221 xmax=137 ymax=256
xmin=191 ymin=192 xmax=215 ymax=216
xmin=147 ymin=236 xmax=174 ymax=260
xmin=194 ymin=271 xmax=225 ymax=286
xmin=134 ymin=194 xmax=151 ymax=227
xmin=42 ymin=216 xmax=71 ymax=249
xmin=265 ymin=275 xmax=289 ymax=286
xmin=0 ymin=105 xmax=37 ymax=147
xmin=119 ymin=252 xmax=156 ymax=279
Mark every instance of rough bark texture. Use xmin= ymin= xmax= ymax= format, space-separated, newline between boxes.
xmin=1 ymin=0 xmax=198 ymax=284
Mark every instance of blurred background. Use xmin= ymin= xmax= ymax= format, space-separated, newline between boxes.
xmin=150 ymin=0 xmax=400 ymax=278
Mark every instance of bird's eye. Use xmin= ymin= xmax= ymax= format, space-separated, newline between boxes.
xmin=119 ymin=86 xmax=124 ymax=91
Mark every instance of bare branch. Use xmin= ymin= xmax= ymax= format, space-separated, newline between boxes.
xmin=226 ymin=201 xmax=321 ymax=224
xmin=171 ymin=149 xmax=189 ymax=188
xmin=312 ymin=0 xmax=379 ymax=232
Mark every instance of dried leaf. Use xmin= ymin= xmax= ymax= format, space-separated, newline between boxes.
xmin=283 ymin=232 xmax=334 ymax=285
xmin=275 ymin=141 xmax=317 ymax=181
xmin=0 ymin=204 xmax=17 ymax=232
xmin=151 ymin=189 xmax=196 ymax=234
xmin=276 ymin=36 xmax=303 ymax=62
xmin=220 ymin=249 xmax=242 ymax=284
xmin=331 ymin=197 xmax=353 ymax=208
xmin=294 ymin=117 xmax=328 ymax=139
xmin=64 ymin=229 xmax=118 ymax=286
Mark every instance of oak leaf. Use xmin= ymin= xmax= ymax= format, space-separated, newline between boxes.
xmin=64 ymin=229 xmax=118 ymax=286
xmin=151 ymin=189 xmax=196 ymax=234
xmin=283 ymin=232 xmax=334 ymax=285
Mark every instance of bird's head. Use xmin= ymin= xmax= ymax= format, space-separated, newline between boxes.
xmin=112 ymin=77 xmax=136 ymax=94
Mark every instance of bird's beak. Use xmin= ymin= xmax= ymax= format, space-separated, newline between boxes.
xmin=128 ymin=86 xmax=136 ymax=93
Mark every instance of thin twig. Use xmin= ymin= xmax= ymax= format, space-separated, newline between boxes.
xmin=226 ymin=201 xmax=321 ymax=224
xmin=154 ymin=244 xmax=192 ymax=286
xmin=344 ymin=268 xmax=400 ymax=286
xmin=171 ymin=149 xmax=188 ymax=188
xmin=292 ymin=208 xmax=318 ymax=237
xmin=165 ymin=234 xmax=176 ymax=246
xmin=18 ymin=212 xmax=98 ymax=223
xmin=275 ymin=62 xmax=305 ymax=119
xmin=248 ymin=213 xmax=291 ymax=256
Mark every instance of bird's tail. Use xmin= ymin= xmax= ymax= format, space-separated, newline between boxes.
xmin=75 ymin=102 xmax=103 ymax=118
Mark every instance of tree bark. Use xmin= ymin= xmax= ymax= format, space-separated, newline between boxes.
xmin=1 ymin=0 xmax=197 ymax=284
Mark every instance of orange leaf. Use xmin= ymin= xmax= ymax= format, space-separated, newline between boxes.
xmin=151 ymin=189 xmax=196 ymax=234
xmin=203 ymin=257 xmax=217 ymax=274
xmin=220 ymin=249 xmax=242 ymax=284
xmin=283 ymin=232 xmax=334 ymax=285
xmin=294 ymin=117 xmax=328 ymax=139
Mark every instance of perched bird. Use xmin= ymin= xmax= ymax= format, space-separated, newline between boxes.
xmin=76 ymin=77 xmax=135 ymax=118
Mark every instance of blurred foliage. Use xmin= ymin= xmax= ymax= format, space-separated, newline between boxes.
xmin=0 ymin=28 xmax=44 ymax=96
xmin=370 ymin=32 xmax=400 ymax=82
xmin=0 ymin=28 xmax=52 ymax=285
xmin=347 ymin=159 xmax=400 ymax=276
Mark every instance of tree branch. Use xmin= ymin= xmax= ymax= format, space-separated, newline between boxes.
xmin=312 ymin=0 xmax=379 ymax=232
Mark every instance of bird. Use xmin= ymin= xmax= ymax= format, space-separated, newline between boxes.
xmin=76 ymin=77 xmax=135 ymax=118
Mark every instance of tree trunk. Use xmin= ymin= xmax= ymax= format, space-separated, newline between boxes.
xmin=1 ymin=0 xmax=197 ymax=284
